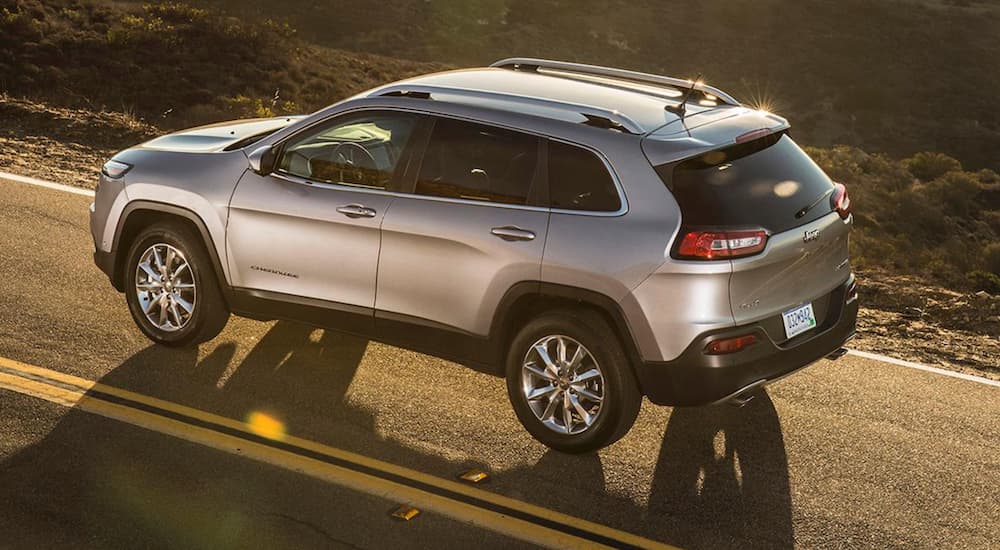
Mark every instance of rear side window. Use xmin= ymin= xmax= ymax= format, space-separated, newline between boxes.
xmin=415 ymin=118 xmax=539 ymax=205
xmin=658 ymin=134 xmax=835 ymax=234
xmin=547 ymin=141 xmax=621 ymax=212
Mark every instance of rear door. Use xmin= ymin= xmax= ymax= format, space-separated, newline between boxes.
xmin=375 ymin=116 xmax=548 ymax=355
xmin=663 ymin=133 xmax=851 ymax=332
xmin=227 ymin=111 xmax=420 ymax=323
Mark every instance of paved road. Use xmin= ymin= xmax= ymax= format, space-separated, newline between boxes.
xmin=0 ymin=177 xmax=997 ymax=549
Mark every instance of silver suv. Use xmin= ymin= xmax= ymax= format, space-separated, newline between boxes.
xmin=91 ymin=58 xmax=858 ymax=452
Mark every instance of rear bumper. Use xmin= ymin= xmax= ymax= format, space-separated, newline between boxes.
xmin=635 ymin=276 xmax=858 ymax=406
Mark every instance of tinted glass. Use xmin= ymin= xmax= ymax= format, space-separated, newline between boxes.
xmin=279 ymin=113 xmax=416 ymax=189
xmin=416 ymin=118 xmax=538 ymax=205
xmin=661 ymin=134 xmax=835 ymax=234
xmin=547 ymin=141 xmax=621 ymax=212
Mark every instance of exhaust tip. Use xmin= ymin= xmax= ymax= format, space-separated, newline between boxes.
xmin=727 ymin=392 xmax=756 ymax=408
xmin=826 ymin=347 xmax=848 ymax=360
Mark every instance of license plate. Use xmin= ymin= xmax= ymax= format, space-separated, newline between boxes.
xmin=782 ymin=303 xmax=817 ymax=339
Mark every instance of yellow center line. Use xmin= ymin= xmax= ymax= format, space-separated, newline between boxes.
xmin=0 ymin=356 xmax=678 ymax=550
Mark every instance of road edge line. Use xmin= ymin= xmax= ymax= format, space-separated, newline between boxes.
xmin=0 ymin=170 xmax=95 ymax=197
xmin=847 ymin=349 xmax=999 ymax=387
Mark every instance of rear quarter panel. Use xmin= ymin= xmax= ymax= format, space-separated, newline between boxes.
xmin=540 ymin=135 xmax=692 ymax=362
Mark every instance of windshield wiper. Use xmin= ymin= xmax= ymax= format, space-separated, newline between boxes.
xmin=795 ymin=188 xmax=834 ymax=219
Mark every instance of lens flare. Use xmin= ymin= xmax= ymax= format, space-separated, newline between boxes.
xmin=741 ymin=80 xmax=784 ymax=115
xmin=246 ymin=411 xmax=286 ymax=441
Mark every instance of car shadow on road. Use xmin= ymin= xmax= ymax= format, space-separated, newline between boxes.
xmin=502 ymin=393 xmax=793 ymax=549
xmin=646 ymin=394 xmax=794 ymax=549
xmin=0 ymin=320 xmax=792 ymax=548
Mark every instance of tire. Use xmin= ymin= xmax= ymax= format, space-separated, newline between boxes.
xmin=123 ymin=222 xmax=229 ymax=347
xmin=505 ymin=308 xmax=642 ymax=453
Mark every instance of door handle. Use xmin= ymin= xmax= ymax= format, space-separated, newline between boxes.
xmin=491 ymin=226 xmax=536 ymax=241
xmin=336 ymin=204 xmax=377 ymax=218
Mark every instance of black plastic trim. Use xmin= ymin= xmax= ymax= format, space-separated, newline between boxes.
xmin=93 ymin=249 xmax=117 ymax=288
xmin=228 ymin=288 xmax=497 ymax=374
xmin=229 ymin=288 xmax=374 ymax=336
xmin=105 ymin=201 xmax=229 ymax=294
xmin=488 ymin=281 xmax=647 ymax=371
xmin=635 ymin=277 xmax=859 ymax=406
xmin=374 ymin=311 xmax=495 ymax=373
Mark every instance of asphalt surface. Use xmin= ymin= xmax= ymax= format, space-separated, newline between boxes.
xmin=1 ymin=177 xmax=998 ymax=549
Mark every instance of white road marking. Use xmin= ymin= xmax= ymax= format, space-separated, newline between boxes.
xmin=0 ymin=170 xmax=996 ymax=389
xmin=848 ymin=349 xmax=999 ymax=387
xmin=0 ymin=170 xmax=95 ymax=197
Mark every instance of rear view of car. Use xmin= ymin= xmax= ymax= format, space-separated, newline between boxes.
xmin=634 ymin=122 xmax=858 ymax=407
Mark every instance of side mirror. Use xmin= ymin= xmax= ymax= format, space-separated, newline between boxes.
xmin=248 ymin=145 xmax=278 ymax=176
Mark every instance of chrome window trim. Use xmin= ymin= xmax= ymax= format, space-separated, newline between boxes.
xmin=268 ymin=105 xmax=629 ymax=217
xmin=270 ymin=171 xmax=399 ymax=198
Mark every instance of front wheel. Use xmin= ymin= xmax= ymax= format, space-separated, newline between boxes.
xmin=505 ymin=309 xmax=641 ymax=453
xmin=124 ymin=222 xmax=229 ymax=347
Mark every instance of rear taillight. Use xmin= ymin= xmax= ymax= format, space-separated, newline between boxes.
xmin=704 ymin=333 xmax=758 ymax=355
xmin=676 ymin=229 xmax=768 ymax=260
xmin=832 ymin=183 xmax=851 ymax=220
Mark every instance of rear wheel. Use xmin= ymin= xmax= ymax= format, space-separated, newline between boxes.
xmin=505 ymin=309 xmax=641 ymax=453
xmin=124 ymin=223 xmax=229 ymax=347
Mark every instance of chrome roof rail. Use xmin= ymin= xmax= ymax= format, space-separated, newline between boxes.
xmin=490 ymin=57 xmax=741 ymax=107
xmin=376 ymin=84 xmax=645 ymax=134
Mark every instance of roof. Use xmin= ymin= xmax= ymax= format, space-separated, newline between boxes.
xmin=367 ymin=66 xmax=727 ymax=135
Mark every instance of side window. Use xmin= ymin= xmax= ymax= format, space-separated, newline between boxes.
xmin=547 ymin=141 xmax=622 ymax=212
xmin=278 ymin=112 xmax=417 ymax=189
xmin=415 ymin=118 xmax=539 ymax=205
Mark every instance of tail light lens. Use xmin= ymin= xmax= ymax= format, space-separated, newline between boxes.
xmin=832 ymin=183 xmax=851 ymax=219
xmin=676 ymin=229 xmax=768 ymax=260
xmin=704 ymin=334 xmax=758 ymax=355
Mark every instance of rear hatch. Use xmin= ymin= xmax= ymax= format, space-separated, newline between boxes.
xmin=651 ymin=130 xmax=851 ymax=341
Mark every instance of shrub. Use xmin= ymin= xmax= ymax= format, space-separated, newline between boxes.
xmin=928 ymin=171 xmax=983 ymax=218
xmin=967 ymin=271 xmax=1000 ymax=294
xmin=905 ymin=152 xmax=963 ymax=181
xmin=985 ymin=242 xmax=1000 ymax=275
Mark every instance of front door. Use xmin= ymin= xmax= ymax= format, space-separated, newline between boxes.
xmin=227 ymin=111 xmax=421 ymax=320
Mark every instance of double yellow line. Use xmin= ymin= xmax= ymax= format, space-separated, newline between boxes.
xmin=0 ymin=357 xmax=676 ymax=550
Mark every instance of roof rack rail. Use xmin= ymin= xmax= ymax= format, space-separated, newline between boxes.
xmin=490 ymin=57 xmax=741 ymax=107
xmin=375 ymin=84 xmax=644 ymax=134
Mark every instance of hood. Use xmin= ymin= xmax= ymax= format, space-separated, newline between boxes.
xmin=140 ymin=116 xmax=305 ymax=153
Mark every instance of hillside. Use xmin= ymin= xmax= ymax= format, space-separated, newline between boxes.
xmin=0 ymin=1 xmax=441 ymax=129
xmin=141 ymin=0 xmax=1000 ymax=172
xmin=5 ymin=0 xmax=1000 ymax=170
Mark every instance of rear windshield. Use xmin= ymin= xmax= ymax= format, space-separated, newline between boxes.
xmin=656 ymin=133 xmax=835 ymax=234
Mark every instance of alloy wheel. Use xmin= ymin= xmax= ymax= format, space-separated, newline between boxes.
xmin=134 ymin=243 xmax=196 ymax=332
xmin=520 ymin=335 xmax=605 ymax=435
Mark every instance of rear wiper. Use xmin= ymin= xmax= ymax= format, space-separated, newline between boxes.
xmin=795 ymin=188 xmax=834 ymax=219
